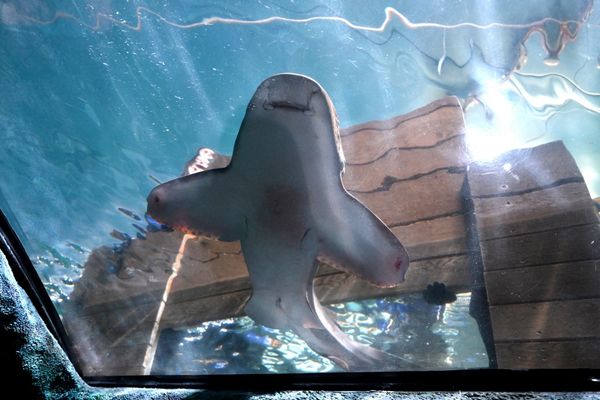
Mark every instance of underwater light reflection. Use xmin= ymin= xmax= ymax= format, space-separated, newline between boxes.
xmin=465 ymin=82 xmax=520 ymax=162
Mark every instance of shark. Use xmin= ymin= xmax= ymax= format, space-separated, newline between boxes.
xmin=146 ymin=73 xmax=414 ymax=370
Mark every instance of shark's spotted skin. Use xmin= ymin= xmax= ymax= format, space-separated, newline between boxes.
xmin=147 ymin=74 xmax=412 ymax=370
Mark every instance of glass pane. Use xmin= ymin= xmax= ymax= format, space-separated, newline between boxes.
xmin=0 ymin=1 xmax=598 ymax=376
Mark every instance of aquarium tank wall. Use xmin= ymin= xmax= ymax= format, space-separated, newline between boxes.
xmin=0 ymin=0 xmax=598 ymax=380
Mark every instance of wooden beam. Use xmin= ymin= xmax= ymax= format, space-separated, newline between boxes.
xmin=466 ymin=140 xmax=600 ymax=368
xmin=485 ymin=259 xmax=600 ymax=305
xmin=340 ymin=98 xmax=465 ymax=164
xmin=491 ymin=298 xmax=600 ymax=341
xmin=351 ymin=169 xmax=465 ymax=227
xmin=481 ymin=223 xmax=600 ymax=272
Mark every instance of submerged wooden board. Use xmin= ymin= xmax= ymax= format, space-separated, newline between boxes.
xmin=340 ymin=100 xmax=466 ymax=164
xmin=481 ymin=223 xmax=600 ymax=271
xmin=466 ymin=140 xmax=600 ymax=369
xmin=490 ymin=298 xmax=600 ymax=341
xmin=67 ymin=97 xmax=472 ymax=375
xmin=485 ymin=260 xmax=600 ymax=305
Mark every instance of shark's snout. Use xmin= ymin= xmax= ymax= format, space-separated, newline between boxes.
xmin=147 ymin=187 xmax=159 ymax=206
xmin=255 ymin=73 xmax=321 ymax=112
xmin=146 ymin=186 xmax=168 ymax=222
xmin=148 ymin=190 xmax=161 ymax=206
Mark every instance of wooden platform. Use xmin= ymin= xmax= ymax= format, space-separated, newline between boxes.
xmin=466 ymin=141 xmax=600 ymax=368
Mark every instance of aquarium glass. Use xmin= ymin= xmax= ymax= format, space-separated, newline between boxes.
xmin=0 ymin=0 xmax=598 ymax=376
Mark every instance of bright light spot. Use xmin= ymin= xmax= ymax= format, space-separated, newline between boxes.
xmin=544 ymin=57 xmax=560 ymax=67
xmin=502 ymin=163 xmax=512 ymax=172
xmin=465 ymin=125 xmax=513 ymax=162
xmin=465 ymin=82 xmax=524 ymax=162
xmin=580 ymin=165 xmax=599 ymax=198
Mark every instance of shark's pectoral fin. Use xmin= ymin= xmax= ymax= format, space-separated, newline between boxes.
xmin=317 ymin=192 xmax=410 ymax=287
xmin=147 ymin=168 xmax=244 ymax=241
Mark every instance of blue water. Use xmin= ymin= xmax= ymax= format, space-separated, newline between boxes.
xmin=153 ymin=294 xmax=487 ymax=374
xmin=0 ymin=0 xmax=599 ymax=373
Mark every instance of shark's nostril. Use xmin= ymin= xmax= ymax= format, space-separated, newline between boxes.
xmin=153 ymin=194 xmax=160 ymax=204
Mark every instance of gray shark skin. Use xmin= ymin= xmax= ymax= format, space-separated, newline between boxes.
xmin=147 ymin=74 xmax=414 ymax=370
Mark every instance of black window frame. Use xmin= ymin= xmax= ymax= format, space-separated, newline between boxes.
xmin=1 ymin=208 xmax=599 ymax=392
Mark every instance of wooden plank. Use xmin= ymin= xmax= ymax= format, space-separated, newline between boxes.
xmin=466 ymin=140 xmax=600 ymax=369
xmin=473 ymin=182 xmax=599 ymax=240
xmin=74 ymin=215 xmax=471 ymax=315
xmin=481 ymin=223 xmax=600 ymax=272
xmin=68 ymin=302 xmax=157 ymax=343
xmin=485 ymin=260 xmax=600 ymax=305
xmin=71 ymin=232 xmax=248 ymax=313
xmin=495 ymin=338 xmax=600 ymax=368
xmin=340 ymin=97 xmax=464 ymax=164
xmin=76 ymin=247 xmax=472 ymax=318
xmin=63 ymin=305 xmax=156 ymax=376
xmin=352 ymin=169 xmax=465 ymax=227
xmin=161 ymin=289 xmax=250 ymax=329
xmin=343 ymin=135 xmax=468 ymax=193
xmin=466 ymin=140 xmax=598 ymax=242
xmin=490 ymin=298 xmax=600 ymax=342
xmin=392 ymin=214 xmax=467 ymax=260
xmin=468 ymin=141 xmax=583 ymax=197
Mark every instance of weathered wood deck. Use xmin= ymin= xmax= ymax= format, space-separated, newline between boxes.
xmin=465 ymin=141 xmax=600 ymax=368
